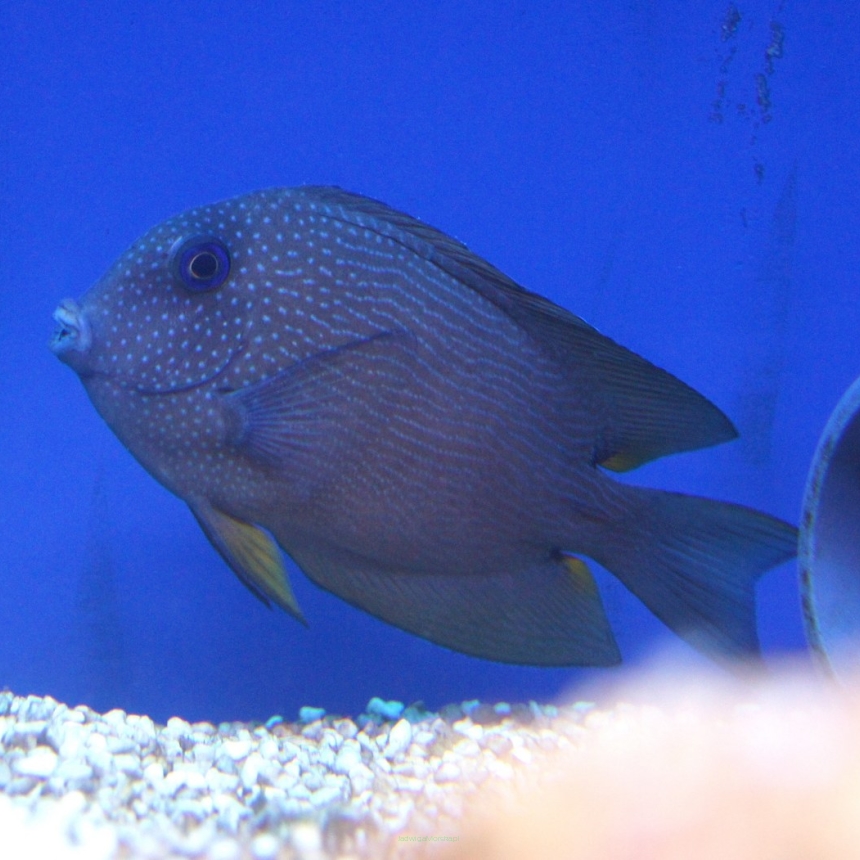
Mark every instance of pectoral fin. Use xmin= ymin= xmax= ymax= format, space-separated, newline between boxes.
xmin=190 ymin=501 xmax=305 ymax=624
xmin=221 ymin=330 xmax=412 ymax=471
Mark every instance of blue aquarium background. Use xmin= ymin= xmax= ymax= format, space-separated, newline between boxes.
xmin=1 ymin=1 xmax=857 ymax=725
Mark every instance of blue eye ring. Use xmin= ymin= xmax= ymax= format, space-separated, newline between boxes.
xmin=172 ymin=236 xmax=231 ymax=292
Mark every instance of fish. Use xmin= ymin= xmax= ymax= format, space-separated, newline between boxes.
xmin=51 ymin=186 xmax=798 ymax=666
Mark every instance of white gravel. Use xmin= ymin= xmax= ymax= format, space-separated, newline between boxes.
xmin=0 ymin=690 xmax=590 ymax=859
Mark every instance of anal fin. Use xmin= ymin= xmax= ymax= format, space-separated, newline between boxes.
xmin=292 ymin=547 xmax=620 ymax=666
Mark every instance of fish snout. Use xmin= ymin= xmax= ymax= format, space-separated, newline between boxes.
xmin=51 ymin=299 xmax=93 ymax=371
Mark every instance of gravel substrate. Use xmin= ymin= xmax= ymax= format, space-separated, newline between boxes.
xmin=0 ymin=690 xmax=591 ymax=859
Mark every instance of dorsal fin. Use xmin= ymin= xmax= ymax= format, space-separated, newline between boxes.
xmin=297 ymin=186 xmax=737 ymax=468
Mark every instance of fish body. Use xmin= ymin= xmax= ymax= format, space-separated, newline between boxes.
xmin=52 ymin=187 xmax=797 ymax=665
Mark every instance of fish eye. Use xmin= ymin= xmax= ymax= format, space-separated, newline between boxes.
xmin=171 ymin=236 xmax=231 ymax=292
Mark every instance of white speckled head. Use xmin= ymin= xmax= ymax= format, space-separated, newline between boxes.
xmin=52 ymin=202 xmax=259 ymax=394
xmin=48 ymin=188 xmax=328 ymax=504
xmin=49 ymin=186 xmax=393 ymax=504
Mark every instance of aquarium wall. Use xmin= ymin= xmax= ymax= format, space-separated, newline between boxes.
xmin=1 ymin=0 xmax=857 ymax=725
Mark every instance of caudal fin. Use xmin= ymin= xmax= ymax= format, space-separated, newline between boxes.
xmin=593 ymin=486 xmax=798 ymax=659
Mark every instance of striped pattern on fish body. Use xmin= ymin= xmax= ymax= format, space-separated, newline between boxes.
xmin=52 ymin=186 xmax=798 ymax=666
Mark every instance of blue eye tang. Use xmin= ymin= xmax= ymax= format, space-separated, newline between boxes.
xmin=173 ymin=236 xmax=231 ymax=292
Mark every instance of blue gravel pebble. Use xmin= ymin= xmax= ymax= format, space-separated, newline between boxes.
xmin=0 ymin=692 xmax=14 ymax=717
xmin=298 ymin=706 xmax=326 ymax=723
xmin=401 ymin=702 xmax=434 ymax=723
xmin=461 ymin=699 xmax=481 ymax=716
xmin=265 ymin=715 xmax=284 ymax=729
xmin=439 ymin=703 xmax=465 ymax=722
xmin=365 ymin=698 xmax=405 ymax=721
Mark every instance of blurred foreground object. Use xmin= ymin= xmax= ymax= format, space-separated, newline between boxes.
xmin=438 ymin=664 xmax=860 ymax=860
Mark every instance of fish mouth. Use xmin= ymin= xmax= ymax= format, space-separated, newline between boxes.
xmin=50 ymin=296 xmax=244 ymax=393
xmin=51 ymin=299 xmax=93 ymax=367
